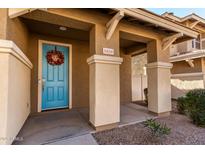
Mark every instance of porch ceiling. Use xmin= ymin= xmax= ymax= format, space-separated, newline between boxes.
xmin=120 ymin=38 xmax=147 ymax=56
xmin=119 ymin=31 xmax=148 ymax=56
xmin=21 ymin=10 xmax=93 ymax=31
xmin=120 ymin=39 xmax=144 ymax=48
xmin=22 ymin=18 xmax=89 ymax=41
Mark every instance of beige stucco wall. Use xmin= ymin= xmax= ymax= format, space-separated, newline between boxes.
xmin=6 ymin=55 xmax=31 ymax=144
xmin=171 ymin=54 xmax=205 ymax=99
xmin=90 ymin=62 xmax=120 ymax=126
xmin=0 ymin=46 xmax=31 ymax=145
xmin=0 ymin=9 xmax=7 ymax=39
xmin=171 ymin=61 xmax=205 ymax=99
xmin=147 ymin=62 xmax=172 ymax=113
xmin=35 ymin=8 xmax=164 ymax=55
xmin=147 ymin=40 xmax=172 ymax=114
xmin=6 ymin=17 xmax=29 ymax=54
xmin=171 ymin=58 xmax=203 ymax=74
xmin=171 ymin=58 xmax=205 ymax=99
xmin=171 ymin=75 xmax=205 ymax=99
xmin=0 ymin=9 xmax=29 ymax=54
xmin=120 ymin=48 xmax=132 ymax=104
xmin=0 ymin=53 xmax=9 ymax=144
xmin=147 ymin=40 xmax=170 ymax=63
xmin=28 ymin=33 xmax=90 ymax=113
xmin=87 ymin=55 xmax=122 ymax=128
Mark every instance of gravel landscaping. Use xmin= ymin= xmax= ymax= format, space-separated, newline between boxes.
xmin=92 ymin=112 xmax=205 ymax=145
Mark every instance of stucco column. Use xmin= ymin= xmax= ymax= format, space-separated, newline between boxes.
xmin=88 ymin=25 xmax=123 ymax=130
xmin=146 ymin=40 xmax=173 ymax=116
xmin=87 ymin=55 xmax=123 ymax=130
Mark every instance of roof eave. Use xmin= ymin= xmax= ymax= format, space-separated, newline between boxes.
xmin=181 ymin=14 xmax=205 ymax=25
xmin=113 ymin=8 xmax=199 ymax=38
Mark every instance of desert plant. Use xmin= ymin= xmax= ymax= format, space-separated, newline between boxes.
xmin=144 ymin=88 xmax=148 ymax=104
xmin=144 ymin=119 xmax=171 ymax=138
xmin=177 ymin=96 xmax=190 ymax=114
xmin=177 ymin=89 xmax=205 ymax=127
xmin=187 ymin=89 xmax=205 ymax=127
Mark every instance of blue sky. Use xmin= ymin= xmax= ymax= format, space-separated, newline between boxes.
xmin=147 ymin=8 xmax=205 ymax=18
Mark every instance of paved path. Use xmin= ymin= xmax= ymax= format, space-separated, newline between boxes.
xmin=120 ymin=103 xmax=154 ymax=126
xmin=47 ymin=134 xmax=98 ymax=145
xmin=13 ymin=109 xmax=93 ymax=145
xmin=13 ymin=103 xmax=153 ymax=145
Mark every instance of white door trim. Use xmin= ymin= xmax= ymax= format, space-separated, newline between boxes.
xmin=38 ymin=40 xmax=72 ymax=112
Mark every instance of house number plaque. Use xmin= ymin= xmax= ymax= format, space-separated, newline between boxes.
xmin=103 ymin=48 xmax=114 ymax=55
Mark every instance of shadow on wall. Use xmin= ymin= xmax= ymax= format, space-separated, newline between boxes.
xmin=171 ymin=85 xmax=188 ymax=99
xmin=171 ymin=78 xmax=204 ymax=99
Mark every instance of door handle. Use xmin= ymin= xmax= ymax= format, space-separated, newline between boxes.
xmin=42 ymin=79 xmax=46 ymax=91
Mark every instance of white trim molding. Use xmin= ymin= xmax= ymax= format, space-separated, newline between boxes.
xmin=9 ymin=9 xmax=37 ymax=18
xmin=146 ymin=61 xmax=173 ymax=69
xmin=87 ymin=54 xmax=123 ymax=65
xmin=38 ymin=40 xmax=72 ymax=112
xmin=8 ymin=8 xmax=47 ymax=18
xmin=0 ymin=39 xmax=33 ymax=69
xmin=170 ymin=50 xmax=205 ymax=62
xmin=171 ymin=72 xmax=205 ymax=78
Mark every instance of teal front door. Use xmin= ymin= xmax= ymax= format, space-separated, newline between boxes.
xmin=42 ymin=43 xmax=69 ymax=110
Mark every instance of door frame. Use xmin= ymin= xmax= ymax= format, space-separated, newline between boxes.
xmin=38 ymin=40 xmax=72 ymax=112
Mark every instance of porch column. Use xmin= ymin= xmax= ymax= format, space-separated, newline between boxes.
xmin=146 ymin=40 xmax=173 ymax=116
xmin=87 ymin=25 xmax=123 ymax=131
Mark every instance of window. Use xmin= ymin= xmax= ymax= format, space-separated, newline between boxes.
xmin=192 ymin=38 xmax=201 ymax=49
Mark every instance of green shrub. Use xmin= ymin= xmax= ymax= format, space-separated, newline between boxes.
xmin=188 ymin=89 xmax=205 ymax=127
xmin=177 ymin=89 xmax=205 ymax=127
xmin=177 ymin=96 xmax=190 ymax=114
xmin=187 ymin=89 xmax=205 ymax=97
xmin=144 ymin=119 xmax=171 ymax=137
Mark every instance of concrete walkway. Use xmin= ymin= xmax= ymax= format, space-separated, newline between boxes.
xmin=120 ymin=103 xmax=154 ymax=126
xmin=47 ymin=134 xmax=98 ymax=145
xmin=13 ymin=103 xmax=154 ymax=145
xmin=13 ymin=108 xmax=93 ymax=145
